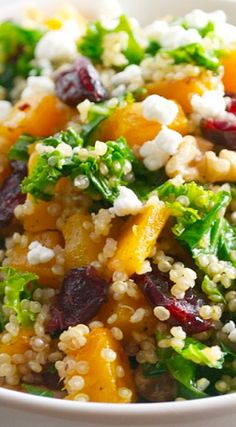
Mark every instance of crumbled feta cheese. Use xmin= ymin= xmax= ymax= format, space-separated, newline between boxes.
xmin=144 ymin=20 xmax=169 ymax=40
xmin=21 ymin=76 xmax=55 ymax=99
xmin=0 ymin=100 xmax=12 ymax=121
xmin=215 ymin=22 xmax=236 ymax=47
xmin=142 ymin=95 xmax=179 ymax=126
xmin=144 ymin=21 xmax=201 ymax=50
xmin=35 ymin=30 xmax=77 ymax=63
xmin=111 ymin=186 xmax=142 ymax=217
xmin=57 ymin=142 xmax=73 ymax=157
xmin=27 ymin=241 xmax=55 ymax=265
xmin=111 ymin=65 xmax=142 ymax=86
xmin=155 ymin=128 xmax=183 ymax=155
xmin=184 ymin=9 xmax=226 ymax=29
xmin=159 ymin=26 xmax=201 ymax=49
xmin=140 ymin=128 xmax=182 ymax=171
xmin=191 ymin=90 xmax=227 ymax=119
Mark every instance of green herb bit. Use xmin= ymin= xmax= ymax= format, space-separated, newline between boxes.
xmin=0 ymin=21 xmax=43 ymax=91
xmin=78 ymin=15 xmax=144 ymax=66
xmin=0 ymin=267 xmax=38 ymax=326
xmin=22 ymin=384 xmax=54 ymax=398
xmin=9 ymin=135 xmax=36 ymax=162
xmin=166 ymin=43 xmax=221 ymax=72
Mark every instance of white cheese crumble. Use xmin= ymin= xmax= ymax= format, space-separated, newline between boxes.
xmin=111 ymin=64 xmax=142 ymax=86
xmin=140 ymin=128 xmax=182 ymax=171
xmin=215 ymin=22 xmax=236 ymax=47
xmin=159 ymin=26 xmax=201 ymax=50
xmin=144 ymin=21 xmax=201 ymax=50
xmin=142 ymin=95 xmax=179 ymax=126
xmin=110 ymin=64 xmax=144 ymax=96
xmin=191 ymin=90 xmax=227 ymax=119
xmin=27 ymin=241 xmax=55 ymax=265
xmin=35 ymin=30 xmax=77 ymax=63
xmin=184 ymin=9 xmax=226 ymax=29
xmin=111 ymin=186 xmax=142 ymax=217
xmin=21 ymin=76 xmax=55 ymax=99
xmin=0 ymin=100 xmax=12 ymax=121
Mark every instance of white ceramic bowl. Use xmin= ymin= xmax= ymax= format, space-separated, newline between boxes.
xmin=1 ymin=0 xmax=236 ymax=426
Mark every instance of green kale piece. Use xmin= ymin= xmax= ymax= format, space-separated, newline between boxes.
xmin=0 ymin=21 xmax=43 ymax=91
xmin=78 ymin=15 xmax=144 ymax=66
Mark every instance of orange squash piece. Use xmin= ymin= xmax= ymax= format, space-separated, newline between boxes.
xmin=92 ymin=102 xmax=188 ymax=148
xmin=222 ymin=49 xmax=236 ymax=93
xmin=99 ymin=292 xmax=157 ymax=345
xmin=65 ymin=328 xmax=136 ymax=403
xmin=0 ymin=327 xmax=34 ymax=356
xmin=143 ymin=71 xmax=219 ymax=113
xmin=0 ymin=94 xmax=74 ymax=153
xmin=62 ymin=213 xmax=106 ymax=270
xmin=108 ymin=201 xmax=169 ymax=277
xmin=23 ymin=196 xmax=61 ymax=233
xmin=10 ymin=231 xmax=64 ymax=288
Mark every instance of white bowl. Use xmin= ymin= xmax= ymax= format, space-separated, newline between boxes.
xmin=0 ymin=0 xmax=236 ymax=426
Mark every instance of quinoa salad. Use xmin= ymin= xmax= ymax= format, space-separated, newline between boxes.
xmin=1 ymin=3 xmax=236 ymax=404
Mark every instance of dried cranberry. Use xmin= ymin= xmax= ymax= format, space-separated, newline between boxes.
xmin=55 ymin=56 xmax=108 ymax=107
xmin=0 ymin=161 xmax=27 ymax=228
xmin=41 ymin=365 xmax=61 ymax=390
xmin=226 ymin=96 xmax=236 ymax=115
xmin=134 ymin=269 xmax=211 ymax=335
xmin=201 ymin=94 xmax=236 ymax=150
xmin=47 ymin=267 xmax=108 ymax=334
xmin=201 ymin=118 xmax=236 ymax=150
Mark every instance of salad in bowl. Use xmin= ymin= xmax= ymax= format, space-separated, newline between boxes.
xmin=0 ymin=2 xmax=236 ymax=405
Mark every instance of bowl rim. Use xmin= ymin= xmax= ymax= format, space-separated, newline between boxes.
xmin=1 ymin=0 xmax=236 ymax=419
xmin=0 ymin=385 xmax=236 ymax=421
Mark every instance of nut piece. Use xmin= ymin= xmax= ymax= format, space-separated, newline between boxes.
xmin=199 ymin=149 xmax=236 ymax=182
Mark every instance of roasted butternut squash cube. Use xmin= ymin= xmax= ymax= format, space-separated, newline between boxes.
xmin=92 ymin=102 xmax=188 ymax=148
xmin=0 ymin=94 xmax=74 ymax=153
xmin=108 ymin=200 xmax=169 ymax=276
xmin=62 ymin=213 xmax=106 ymax=270
xmin=222 ymin=49 xmax=236 ymax=93
xmin=0 ymin=328 xmax=34 ymax=356
xmin=143 ymin=71 xmax=219 ymax=113
xmin=98 ymin=292 xmax=157 ymax=344
xmin=23 ymin=196 xmax=61 ymax=233
xmin=10 ymin=231 xmax=64 ymax=288
xmin=64 ymin=328 xmax=136 ymax=403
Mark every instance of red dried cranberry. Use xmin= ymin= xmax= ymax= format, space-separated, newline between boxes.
xmin=201 ymin=94 xmax=236 ymax=150
xmin=201 ymin=118 xmax=236 ymax=150
xmin=226 ymin=96 xmax=236 ymax=115
xmin=134 ymin=269 xmax=211 ymax=335
xmin=0 ymin=161 xmax=27 ymax=228
xmin=47 ymin=267 xmax=108 ymax=334
xmin=55 ymin=56 xmax=108 ymax=107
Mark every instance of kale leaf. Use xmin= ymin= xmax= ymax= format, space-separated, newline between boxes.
xmin=166 ymin=43 xmax=221 ymax=72
xmin=0 ymin=21 xmax=43 ymax=91
xmin=0 ymin=267 xmax=38 ymax=326
xmin=9 ymin=134 xmax=36 ymax=162
xmin=21 ymin=129 xmax=148 ymax=203
xmin=78 ymin=15 xmax=144 ymax=66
